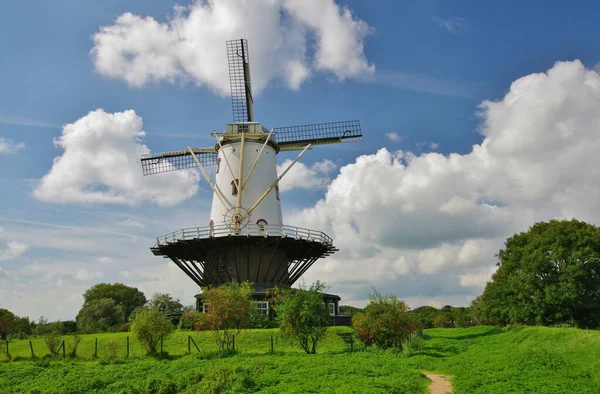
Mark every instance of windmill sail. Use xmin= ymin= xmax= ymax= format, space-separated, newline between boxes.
xmin=140 ymin=148 xmax=217 ymax=175
xmin=227 ymin=39 xmax=253 ymax=123
xmin=274 ymin=120 xmax=362 ymax=151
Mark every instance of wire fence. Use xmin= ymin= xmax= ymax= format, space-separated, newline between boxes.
xmin=0 ymin=329 xmax=357 ymax=361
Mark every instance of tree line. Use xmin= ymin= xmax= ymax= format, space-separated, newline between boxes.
xmin=2 ymin=217 xmax=598 ymax=351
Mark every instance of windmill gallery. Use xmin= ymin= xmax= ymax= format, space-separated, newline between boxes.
xmin=140 ymin=39 xmax=362 ymax=323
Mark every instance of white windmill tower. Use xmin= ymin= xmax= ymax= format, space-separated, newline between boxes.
xmin=141 ymin=39 xmax=362 ymax=317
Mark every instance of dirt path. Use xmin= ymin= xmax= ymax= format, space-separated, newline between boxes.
xmin=424 ymin=373 xmax=453 ymax=394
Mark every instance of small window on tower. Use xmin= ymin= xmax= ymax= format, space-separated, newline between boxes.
xmin=231 ymin=179 xmax=239 ymax=195
xmin=256 ymin=219 xmax=268 ymax=235
xmin=275 ymin=184 xmax=280 ymax=200
xmin=216 ymin=158 xmax=221 ymax=174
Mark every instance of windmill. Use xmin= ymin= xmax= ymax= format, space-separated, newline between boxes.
xmin=141 ymin=39 xmax=361 ymax=318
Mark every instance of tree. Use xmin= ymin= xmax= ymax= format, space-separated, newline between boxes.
xmin=478 ymin=219 xmax=600 ymax=328
xmin=13 ymin=316 xmax=34 ymax=338
xmin=409 ymin=306 xmax=438 ymax=329
xmin=339 ymin=305 xmax=364 ymax=318
xmin=76 ymin=298 xmax=125 ymax=333
xmin=275 ymin=281 xmax=329 ymax=354
xmin=352 ymin=289 xmax=413 ymax=350
xmin=130 ymin=307 xmax=173 ymax=355
xmin=0 ymin=308 xmax=16 ymax=340
xmin=148 ymin=293 xmax=184 ymax=315
xmin=200 ymin=281 xmax=254 ymax=351
xmin=82 ymin=283 xmax=146 ymax=321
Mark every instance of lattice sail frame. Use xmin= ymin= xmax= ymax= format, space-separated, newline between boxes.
xmin=140 ymin=149 xmax=217 ymax=175
xmin=274 ymin=120 xmax=362 ymax=151
xmin=227 ymin=39 xmax=253 ymax=123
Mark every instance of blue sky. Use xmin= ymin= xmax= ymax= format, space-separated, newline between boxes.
xmin=2 ymin=0 xmax=600 ymax=321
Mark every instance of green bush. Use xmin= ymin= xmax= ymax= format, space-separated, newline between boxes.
xmin=275 ymin=281 xmax=329 ymax=354
xmin=353 ymin=289 xmax=414 ymax=350
xmin=130 ymin=308 xmax=173 ymax=355
xmin=43 ymin=332 xmax=62 ymax=356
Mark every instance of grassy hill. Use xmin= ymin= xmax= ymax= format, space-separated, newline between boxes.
xmin=1 ymin=326 xmax=599 ymax=393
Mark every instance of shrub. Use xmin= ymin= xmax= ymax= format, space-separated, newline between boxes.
xmin=178 ymin=310 xmax=204 ymax=331
xmin=200 ymin=281 xmax=254 ymax=351
xmin=130 ymin=308 xmax=173 ymax=355
xmin=275 ymin=281 xmax=329 ymax=354
xmin=44 ymin=332 xmax=62 ymax=356
xmin=352 ymin=289 xmax=414 ymax=350
xmin=192 ymin=313 xmax=211 ymax=331
xmin=67 ymin=335 xmax=81 ymax=358
xmin=104 ymin=341 xmax=119 ymax=363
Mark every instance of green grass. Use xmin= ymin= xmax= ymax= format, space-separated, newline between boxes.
xmin=0 ymin=327 xmax=354 ymax=360
xmin=1 ymin=326 xmax=599 ymax=393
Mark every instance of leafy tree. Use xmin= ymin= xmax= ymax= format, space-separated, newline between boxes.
xmin=200 ymin=281 xmax=254 ymax=351
xmin=0 ymin=308 xmax=16 ymax=340
xmin=275 ymin=281 xmax=330 ymax=354
xmin=451 ymin=307 xmax=473 ymax=328
xmin=478 ymin=219 xmax=600 ymax=328
xmin=83 ymin=283 xmax=146 ymax=321
xmin=352 ymin=289 xmax=413 ymax=350
xmin=339 ymin=305 xmax=364 ymax=318
xmin=130 ymin=307 xmax=174 ymax=355
xmin=409 ymin=306 xmax=438 ymax=329
xmin=76 ymin=298 xmax=125 ymax=333
xmin=148 ymin=293 xmax=184 ymax=315
xmin=13 ymin=316 xmax=34 ymax=339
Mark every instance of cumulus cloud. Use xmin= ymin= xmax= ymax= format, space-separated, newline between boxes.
xmin=91 ymin=0 xmax=374 ymax=94
xmin=293 ymin=60 xmax=600 ymax=306
xmin=34 ymin=109 xmax=199 ymax=206
xmin=385 ymin=132 xmax=403 ymax=142
xmin=0 ymin=137 xmax=25 ymax=154
xmin=0 ymin=240 xmax=29 ymax=261
xmin=277 ymin=159 xmax=337 ymax=191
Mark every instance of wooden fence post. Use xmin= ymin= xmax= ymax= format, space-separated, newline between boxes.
xmin=188 ymin=336 xmax=191 ymax=354
xmin=94 ymin=338 xmax=98 ymax=358
xmin=160 ymin=337 xmax=163 ymax=354
xmin=127 ymin=336 xmax=130 ymax=357
xmin=29 ymin=340 xmax=35 ymax=358
xmin=270 ymin=335 xmax=274 ymax=354
xmin=350 ymin=337 xmax=354 ymax=352
xmin=232 ymin=335 xmax=235 ymax=352
xmin=5 ymin=340 xmax=8 ymax=357
xmin=62 ymin=340 xmax=66 ymax=358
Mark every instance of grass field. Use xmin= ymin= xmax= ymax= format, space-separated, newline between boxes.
xmin=1 ymin=326 xmax=599 ymax=393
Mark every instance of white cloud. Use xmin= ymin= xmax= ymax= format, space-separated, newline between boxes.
xmin=459 ymin=266 xmax=497 ymax=288
xmin=0 ymin=240 xmax=29 ymax=261
xmin=118 ymin=218 xmax=146 ymax=228
xmin=34 ymin=109 xmax=199 ymax=206
xmin=429 ymin=142 xmax=439 ymax=150
xmin=385 ymin=132 xmax=403 ymax=142
xmin=292 ymin=60 xmax=600 ymax=306
xmin=277 ymin=159 xmax=338 ymax=191
xmin=96 ymin=256 xmax=115 ymax=264
xmin=73 ymin=269 xmax=104 ymax=281
xmin=431 ymin=16 xmax=471 ymax=35
xmin=91 ymin=0 xmax=374 ymax=94
xmin=0 ymin=137 xmax=25 ymax=154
